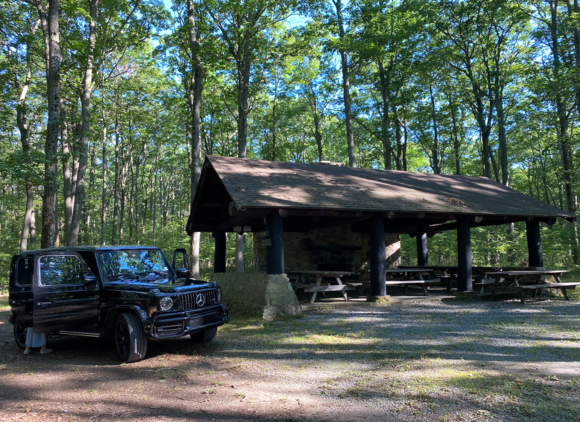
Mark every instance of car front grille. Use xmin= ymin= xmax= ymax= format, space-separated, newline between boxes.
xmin=179 ymin=290 xmax=218 ymax=311
xmin=154 ymin=323 xmax=183 ymax=337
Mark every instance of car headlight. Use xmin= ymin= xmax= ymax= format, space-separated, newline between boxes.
xmin=217 ymin=288 xmax=222 ymax=303
xmin=159 ymin=297 xmax=173 ymax=311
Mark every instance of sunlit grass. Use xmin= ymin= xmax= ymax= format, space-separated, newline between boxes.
xmin=0 ymin=295 xmax=9 ymax=311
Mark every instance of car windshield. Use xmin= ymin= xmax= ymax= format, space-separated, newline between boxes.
xmin=98 ymin=250 xmax=173 ymax=282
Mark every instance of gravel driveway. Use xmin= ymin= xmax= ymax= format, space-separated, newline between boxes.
xmin=0 ymin=298 xmax=579 ymax=421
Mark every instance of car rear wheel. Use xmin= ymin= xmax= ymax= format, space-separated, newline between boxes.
xmin=115 ymin=313 xmax=147 ymax=363
xmin=13 ymin=316 xmax=27 ymax=350
xmin=190 ymin=326 xmax=218 ymax=342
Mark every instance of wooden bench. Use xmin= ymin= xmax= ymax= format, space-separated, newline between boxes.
xmin=484 ymin=270 xmax=577 ymax=303
xmin=288 ymin=270 xmax=357 ymax=303
xmin=303 ymin=283 xmax=362 ymax=293
xmin=437 ymin=275 xmax=453 ymax=292
xmin=518 ymin=282 xmax=579 ymax=302
xmin=473 ymin=279 xmax=498 ymax=294
xmin=384 ymin=278 xmax=440 ymax=296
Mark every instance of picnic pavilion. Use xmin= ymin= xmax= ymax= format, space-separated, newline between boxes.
xmin=186 ymin=156 xmax=576 ymax=317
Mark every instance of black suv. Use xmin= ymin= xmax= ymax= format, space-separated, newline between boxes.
xmin=7 ymin=246 xmax=229 ymax=363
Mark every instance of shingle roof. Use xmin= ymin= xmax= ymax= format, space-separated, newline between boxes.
xmin=205 ymin=156 xmax=575 ymax=219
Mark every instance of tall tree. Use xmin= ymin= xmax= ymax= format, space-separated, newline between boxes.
xmin=186 ymin=0 xmax=203 ymax=279
xmin=206 ymin=0 xmax=296 ymax=271
xmin=36 ymin=0 xmax=62 ymax=249
xmin=330 ymin=0 xmax=356 ymax=167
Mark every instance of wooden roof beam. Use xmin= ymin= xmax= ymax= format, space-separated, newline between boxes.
xmin=218 ymin=209 xmax=271 ymax=231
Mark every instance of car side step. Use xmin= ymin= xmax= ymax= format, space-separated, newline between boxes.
xmin=58 ymin=330 xmax=101 ymax=338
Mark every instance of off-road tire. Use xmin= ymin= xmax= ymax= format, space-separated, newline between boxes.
xmin=13 ymin=316 xmax=27 ymax=350
xmin=190 ymin=326 xmax=218 ymax=342
xmin=115 ymin=313 xmax=147 ymax=363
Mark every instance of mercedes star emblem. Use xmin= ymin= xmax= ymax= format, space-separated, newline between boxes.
xmin=196 ymin=293 xmax=206 ymax=307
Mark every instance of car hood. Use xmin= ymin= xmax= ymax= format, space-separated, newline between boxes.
xmin=104 ymin=277 xmax=214 ymax=294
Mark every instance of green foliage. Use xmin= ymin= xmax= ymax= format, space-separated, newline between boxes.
xmin=0 ymin=0 xmax=579 ymax=285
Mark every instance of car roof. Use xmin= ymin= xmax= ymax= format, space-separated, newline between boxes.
xmin=19 ymin=245 xmax=162 ymax=256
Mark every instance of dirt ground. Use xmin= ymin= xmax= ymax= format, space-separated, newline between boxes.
xmin=0 ymin=297 xmax=579 ymax=422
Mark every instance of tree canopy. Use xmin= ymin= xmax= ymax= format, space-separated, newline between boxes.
xmin=1 ymin=0 xmax=579 ymax=287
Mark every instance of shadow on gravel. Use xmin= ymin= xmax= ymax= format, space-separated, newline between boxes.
xmin=0 ymin=300 xmax=579 ymax=421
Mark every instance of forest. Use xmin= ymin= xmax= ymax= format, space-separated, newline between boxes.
xmin=1 ymin=0 xmax=579 ymax=288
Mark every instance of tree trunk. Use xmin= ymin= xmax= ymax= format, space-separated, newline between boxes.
xmin=566 ymin=0 xmax=580 ymax=120
xmin=550 ymin=0 xmax=578 ymax=263
xmin=313 ymin=110 xmax=323 ymax=162
xmin=495 ymin=82 xmax=509 ymax=186
xmin=69 ymin=0 xmax=98 ymax=246
xmin=153 ymin=148 xmax=158 ymax=245
xmin=21 ymin=180 xmax=35 ymax=253
xmin=190 ymin=232 xmax=201 ymax=278
xmin=333 ymin=0 xmax=356 ymax=168
xmin=61 ymin=105 xmax=73 ymax=242
xmin=447 ymin=91 xmax=461 ymax=175
xmin=237 ymin=57 xmax=251 ymax=159
xmin=234 ymin=53 xmax=250 ymax=272
xmin=550 ymin=0 xmax=575 ymax=213
xmin=394 ymin=107 xmax=402 ymax=171
xmin=429 ymin=84 xmax=440 ymax=174
xmin=271 ymin=63 xmax=279 ymax=161
xmin=377 ymin=60 xmax=391 ymax=170
xmin=186 ymin=0 xmax=203 ymax=278
xmin=235 ymin=234 xmax=244 ymax=272
xmin=16 ymin=35 xmax=35 ymax=253
xmin=134 ymin=151 xmax=142 ymax=243
xmin=36 ymin=0 xmax=62 ymax=249
xmin=128 ymin=150 xmax=135 ymax=243
xmin=100 ymin=104 xmax=107 ymax=246
xmin=402 ymin=106 xmax=408 ymax=171
xmin=489 ymin=147 xmax=500 ymax=183
xmin=54 ymin=194 xmax=60 ymax=246
xmin=111 ymin=113 xmax=120 ymax=244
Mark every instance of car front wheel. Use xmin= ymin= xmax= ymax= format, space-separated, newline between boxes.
xmin=13 ymin=316 xmax=27 ymax=350
xmin=115 ymin=313 xmax=147 ymax=363
xmin=190 ymin=326 xmax=218 ymax=342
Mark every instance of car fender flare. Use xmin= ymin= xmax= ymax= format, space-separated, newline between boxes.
xmin=103 ymin=305 xmax=151 ymax=332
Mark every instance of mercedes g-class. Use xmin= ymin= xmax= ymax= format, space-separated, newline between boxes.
xmin=7 ymin=246 xmax=229 ymax=363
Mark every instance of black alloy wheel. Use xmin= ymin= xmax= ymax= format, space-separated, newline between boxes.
xmin=13 ymin=316 xmax=27 ymax=350
xmin=115 ymin=313 xmax=147 ymax=363
xmin=190 ymin=326 xmax=218 ymax=342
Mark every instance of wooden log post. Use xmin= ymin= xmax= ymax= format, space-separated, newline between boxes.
xmin=416 ymin=232 xmax=428 ymax=266
xmin=526 ymin=219 xmax=544 ymax=268
xmin=369 ymin=212 xmax=387 ymax=297
xmin=457 ymin=216 xmax=472 ymax=292
xmin=213 ymin=231 xmax=226 ymax=273
xmin=266 ymin=210 xmax=284 ymax=274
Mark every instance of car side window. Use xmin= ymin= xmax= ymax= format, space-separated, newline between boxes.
xmin=39 ymin=255 xmax=87 ymax=286
xmin=16 ymin=257 xmax=34 ymax=286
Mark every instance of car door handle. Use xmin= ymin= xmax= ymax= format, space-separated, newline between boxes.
xmin=36 ymin=302 xmax=52 ymax=306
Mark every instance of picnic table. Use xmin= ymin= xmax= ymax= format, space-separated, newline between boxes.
xmin=358 ymin=268 xmax=440 ymax=295
xmin=287 ymin=270 xmax=360 ymax=304
xmin=406 ymin=266 xmax=459 ymax=291
xmin=401 ymin=266 xmax=501 ymax=291
xmin=480 ymin=270 xmax=579 ymax=303
xmin=384 ymin=268 xmax=440 ymax=296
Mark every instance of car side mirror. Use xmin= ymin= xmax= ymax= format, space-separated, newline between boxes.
xmin=84 ymin=275 xmax=98 ymax=290
xmin=172 ymin=248 xmax=189 ymax=273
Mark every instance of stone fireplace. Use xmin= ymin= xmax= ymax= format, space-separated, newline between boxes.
xmin=253 ymin=224 xmax=401 ymax=273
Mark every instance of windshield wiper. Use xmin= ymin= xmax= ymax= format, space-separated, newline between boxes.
xmin=109 ymin=274 xmax=141 ymax=281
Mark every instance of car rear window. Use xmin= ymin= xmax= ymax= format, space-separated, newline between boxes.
xmin=39 ymin=256 xmax=88 ymax=286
